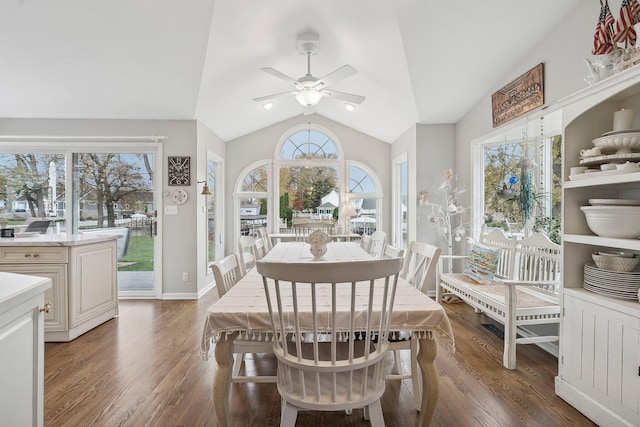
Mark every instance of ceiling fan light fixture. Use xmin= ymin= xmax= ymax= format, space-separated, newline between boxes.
xmin=261 ymin=101 xmax=275 ymax=110
xmin=295 ymin=89 xmax=323 ymax=107
xmin=343 ymin=102 xmax=356 ymax=112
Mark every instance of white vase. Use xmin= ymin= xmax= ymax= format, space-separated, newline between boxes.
xmin=310 ymin=243 xmax=328 ymax=260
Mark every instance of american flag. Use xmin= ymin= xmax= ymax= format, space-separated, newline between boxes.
xmin=594 ymin=2 xmax=616 ymax=54
xmin=614 ymin=0 xmax=639 ymax=46
xmin=632 ymin=0 xmax=640 ymax=22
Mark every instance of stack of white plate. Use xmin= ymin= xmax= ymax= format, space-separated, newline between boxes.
xmin=583 ymin=263 xmax=640 ymax=300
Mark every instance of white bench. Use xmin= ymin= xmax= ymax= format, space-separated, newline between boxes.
xmin=436 ymin=230 xmax=561 ymax=369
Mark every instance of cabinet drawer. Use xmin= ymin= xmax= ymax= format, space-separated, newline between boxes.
xmin=0 ymin=247 xmax=68 ymax=263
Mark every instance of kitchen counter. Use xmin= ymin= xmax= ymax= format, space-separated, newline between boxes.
xmin=0 ymin=271 xmax=51 ymax=317
xmin=0 ymin=234 xmax=118 ymax=341
xmin=0 ymin=232 xmax=118 ymax=247
xmin=0 ymin=271 xmax=51 ymax=426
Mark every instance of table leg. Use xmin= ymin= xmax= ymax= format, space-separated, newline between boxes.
xmin=213 ymin=332 xmax=238 ymax=426
xmin=417 ymin=338 xmax=438 ymax=426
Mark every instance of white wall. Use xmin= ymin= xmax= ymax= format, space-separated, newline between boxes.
xmin=415 ymin=124 xmax=456 ymax=248
xmin=0 ymin=118 xmax=201 ymax=298
xmin=456 ymin=0 xmax=595 ymax=199
xmin=224 ymin=113 xmax=391 ymax=254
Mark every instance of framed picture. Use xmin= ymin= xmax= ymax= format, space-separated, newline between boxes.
xmin=491 ymin=63 xmax=544 ymax=127
xmin=168 ymin=156 xmax=191 ymax=186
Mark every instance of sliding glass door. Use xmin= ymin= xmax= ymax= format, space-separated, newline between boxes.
xmin=73 ymin=151 xmax=157 ymax=297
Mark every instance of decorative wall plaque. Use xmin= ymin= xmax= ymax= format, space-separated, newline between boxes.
xmin=491 ymin=63 xmax=544 ymax=127
xmin=168 ymin=156 xmax=191 ymax=186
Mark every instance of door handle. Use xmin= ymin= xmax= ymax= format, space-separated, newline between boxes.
xmin=40 ymin=301 xmax=52 ymax=313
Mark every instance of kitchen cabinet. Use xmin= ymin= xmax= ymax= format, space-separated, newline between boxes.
xmin=0 ymin=234 xmax=118 ymax=342
xmin=0 ymin=271 xmax=51 ymax=427
xmin=556 ymin=71 xmax=640 ymax=427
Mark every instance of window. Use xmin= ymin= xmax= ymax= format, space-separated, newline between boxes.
xmin=474 ymin=112 xmax=562 ymax=243
xmin=0 ymin=140 xmax=160 ymax=297
xmin=347 ymin=163 xmax=381 ymax=236
xmin=280 ymin=129 xmax=339 ymax=160
xmin=393 ymin=155 xmax=408 ymax=248
xmin=0 ymin=154 xmax=66 ymax=225
xmin=237 ymin=163 xmax=269 ymax=236
xmin=233 ymin=125 xmax=383 ymax=241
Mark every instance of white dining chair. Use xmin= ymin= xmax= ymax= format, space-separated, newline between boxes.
xmin=253 ymin=237 xmax=267 ymax=261
xmin=237 ymin=235 xmax=257 ymax=273
xmin=293 ymin=222 xmax=334 ymax=241
xmin=211 ymin=253 xmax=244 ymax=298
xmin=256 ymin=227 xmax=273 ymax=251
xmin=379 ymin=243 xmax=405 ymax=260
xmin=369 ymin=231 xmax=386 ymax=257
xmin=257 ymin=257 xmax=404 ymax=426
xmin=211 ymin=253 xmax=276 ymax=384
xmin=386 ymin=240 xmax=441 ymax=411
xmin=360 ymin=234 xmax=372 ymax=253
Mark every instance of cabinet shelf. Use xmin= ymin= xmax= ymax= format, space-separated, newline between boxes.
xmin=564 ymin=171 xmax=640 ymax=188
xmin=563 ymin=234 xmax=640 ymax=251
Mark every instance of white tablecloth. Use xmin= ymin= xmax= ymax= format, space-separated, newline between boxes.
xmin=201 ymin=242 xmax=455 ymax=357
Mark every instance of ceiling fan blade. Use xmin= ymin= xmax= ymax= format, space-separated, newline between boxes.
xmin=323 ymin=90 xmax=365 ymax=104
xmin=260 ymin=67 xmax=301 ymax=87
xmin=252 ymin=91 xmax=295 ymax=102
xmin=315 ymin=64 xmax=357 ymax=89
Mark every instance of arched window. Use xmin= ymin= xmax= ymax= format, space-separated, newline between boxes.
xmin=241 ymin=165 xmax=268 ymax=192
xmin=280 ymin=129 xmax=339 ymax=160
xmin=233 ymin=124 xmax=383 ymax=245
xmin=235 ymin=162 xmax=270 ymax=237
xmin=346 ymin=162 xmax=382 ymax=237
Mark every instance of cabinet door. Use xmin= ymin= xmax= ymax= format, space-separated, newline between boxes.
xmin=0 ymin=264 xmax=68 ymax=331
xmin=0 ymin=293 xmax=45 ymax=427
xmin=69 ymin=241 xmax=117 ymax=327
xmin=561 ymin=294 xmax=640 ymax=424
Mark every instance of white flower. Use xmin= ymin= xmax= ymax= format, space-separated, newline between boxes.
xmin=306 ymin=230 xmax=331 ymax=244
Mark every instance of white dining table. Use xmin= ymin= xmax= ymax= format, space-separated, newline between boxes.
xmin=201 ymin=241 xmax=455 ymax=426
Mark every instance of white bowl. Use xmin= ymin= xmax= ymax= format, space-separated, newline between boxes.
xmin=592 ymin=132 xmax=640 ymax=154
xmin=589 ymin=199 xmax=640 ymax=206
xmin=596 ymin=250 xmax=635 ymax=258
xmin=580 ymin=205 xmax=640 ymax=238
xmin=592 ymin=253 xmax=639 ymax=271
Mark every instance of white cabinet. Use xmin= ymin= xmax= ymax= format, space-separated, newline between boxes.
xmin=0 ymin=237 xmax=118 ymax=342
xmin=557 ymin=292 xmax=639 ymax=427
xmin=0 ymin=272 xmax=51 ymax=427
xmin=556 ymin=72 xmax=640 ymax=427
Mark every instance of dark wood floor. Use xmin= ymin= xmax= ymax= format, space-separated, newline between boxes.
xmin=44 ymin=292 xmax=595 ymax=426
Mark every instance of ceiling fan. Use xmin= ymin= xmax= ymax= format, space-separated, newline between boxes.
xmin=253 ymin=31 xmax=365 ymax=110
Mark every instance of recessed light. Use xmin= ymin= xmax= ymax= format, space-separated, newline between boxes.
xmin=343 ymin=103 xmax=356 ymax=112
xmin=262 ymin=101 xmax=275 ymax=110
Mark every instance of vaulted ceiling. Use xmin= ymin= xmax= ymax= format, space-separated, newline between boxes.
xmin=0 ymin=0 xmax=581 ymax=143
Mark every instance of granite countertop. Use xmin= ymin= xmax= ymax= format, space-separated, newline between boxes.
xmin=0 ymin=233 xmax=119 ymax=247
xmin=0 ymin=272 xmax=51 ymax=315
